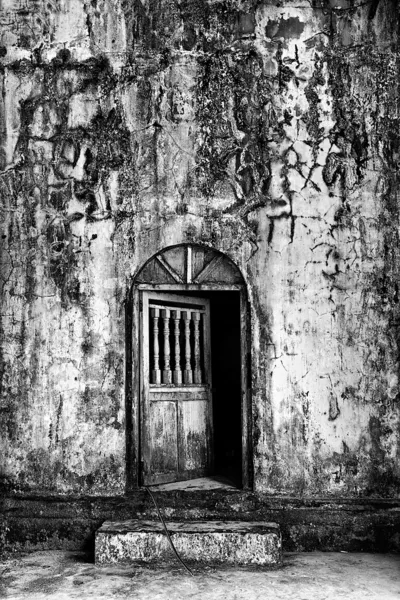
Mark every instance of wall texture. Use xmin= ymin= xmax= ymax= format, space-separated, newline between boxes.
xmin=0 ymin=0 xmax=399 ymax=504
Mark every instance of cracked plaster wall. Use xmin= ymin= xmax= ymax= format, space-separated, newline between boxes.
xmin=0 ymin=0 xmax=399 ymax=497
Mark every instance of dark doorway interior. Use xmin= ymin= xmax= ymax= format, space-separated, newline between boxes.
xmin=209 ymin=291 xmax=242 ymax=486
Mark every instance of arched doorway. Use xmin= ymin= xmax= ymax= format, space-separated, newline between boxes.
xmin=128 ymin=244 xmax=251 ymax=489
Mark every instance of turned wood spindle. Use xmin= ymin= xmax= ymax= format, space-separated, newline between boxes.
xmin=193 ymin=311 xmax=202 ymax=384
xmin=151 ymin=307 xmax=161 ymax=384
xmin=172 ymin=309 xmax=182 ymax=385
xmin=183 ymin=311 xmax=193 ymax=384
xmin=161 ymin=308 xmax=172 ymax=384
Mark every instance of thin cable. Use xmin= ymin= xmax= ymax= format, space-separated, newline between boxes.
xmin=144 ymin=486 xmax=194 ymax=576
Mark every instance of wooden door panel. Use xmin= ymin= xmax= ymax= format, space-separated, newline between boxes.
xmin=146 ymin=400 xmax=178 ymax=484
xmin=178 ymin=399 xmax=210 ymax=474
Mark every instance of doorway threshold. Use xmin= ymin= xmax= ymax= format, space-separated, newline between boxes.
xmin=147 ymin=475 xmax=239 ymax=492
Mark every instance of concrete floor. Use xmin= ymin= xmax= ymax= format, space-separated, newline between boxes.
xmin=1 ymin=551 xmax=399 ymax=599
xmin=148 ymin=475 xmax=238 ymax=491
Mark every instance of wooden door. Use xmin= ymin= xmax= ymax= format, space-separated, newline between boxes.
xmin=140 ymin=292 xmax=213 ymax=485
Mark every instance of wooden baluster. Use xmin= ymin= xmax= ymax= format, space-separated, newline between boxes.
xmin=193 ymin=311 xmax=202 ymax=384
xmin=172 ymin=309 xmax=182 ymax=385
xmin=183 ymin=311 xmax=193 ymax=384
xmin=151 ymin=307 xmax=161 ymax=384
xmin=161 ymin=309 xmax=172 ymax=384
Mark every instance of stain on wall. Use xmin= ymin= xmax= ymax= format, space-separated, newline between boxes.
xmin=0 ymin=0 xmax=399 ymax=497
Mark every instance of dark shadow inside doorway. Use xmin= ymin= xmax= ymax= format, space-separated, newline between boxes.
xmin=209 ymin=291 xmax=242 ymax=486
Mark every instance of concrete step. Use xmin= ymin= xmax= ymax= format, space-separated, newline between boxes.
xmin=95 ymin=520 xmax=282 ymax=566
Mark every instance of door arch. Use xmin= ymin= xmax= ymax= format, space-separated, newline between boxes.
xmin=127 ymin=244 xmax=252 ymax=489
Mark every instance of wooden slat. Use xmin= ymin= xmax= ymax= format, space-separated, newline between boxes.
xmin=138 ymin=283 xmax=243 ymax=291
xmin=136 ymin=259 xmax=178 ymax=284
xmin=191 ymin=246 xmax=216 ymax=281
xmin=149 ymin=391 xmax=209 ymax=402
xmin=148 ymin=401 xmax=178 ymax=476
xmin=186 ymin=246 xmax=192 ymax=283
xmin=151 ymin=307 xmax=161 ymax=385
xmin=202 ymin=293 xmax=213 ymax=474
xmin=155 ymin=255 xmax=184 ymax=283
xmin=141 ymin=292 xmax=151 ymax=485
xmin=192 ymin=311 xmax=202 ymax=384
xmin=149 ymin=302 xmax=205 ymax=313
xmin=129 ymin=286 xmax=140 ymax=490
xmin=159 ymin=246 xmax=186 ymax=281
xmin=149 ymin=385 xmax=208 ymax=393
xmin=192 ymin=255 xmax=224 ymax=283
xmin=178 ymin=400 xmax=209 ymax=473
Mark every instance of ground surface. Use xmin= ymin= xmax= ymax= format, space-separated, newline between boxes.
xmin=0 ymin=551 xmax=399 ymax=599
xmin=148 ymin=475 xmax=238 ymax=491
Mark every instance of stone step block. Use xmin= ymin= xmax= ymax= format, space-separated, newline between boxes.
xmin=95 ymin=520 xmax=282 ymax=566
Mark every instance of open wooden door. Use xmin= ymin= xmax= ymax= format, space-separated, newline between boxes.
xmin=140 ymin=292 xmax=213 ymax=485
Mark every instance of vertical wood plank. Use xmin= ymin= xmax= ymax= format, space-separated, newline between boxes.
xmin=186 ymin=246 xmax=192 ymax=283
xmin=151 ymin=307 xmax=161 ymax=384
xmin=141 ymin=292 xmax=151 ymax=485
xmin=178 ymin=400 xmax=208 ymax=474
xmin=127 ymin=287 xmax=138 ymax=490
xmin=193 ymin=311 xmax=202 ymax=384
xmin=149 ymin=400 xmax=178 ymax=479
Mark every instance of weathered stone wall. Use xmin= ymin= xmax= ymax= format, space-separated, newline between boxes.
xmin=0 ymin=0 xmax=399 ymax=497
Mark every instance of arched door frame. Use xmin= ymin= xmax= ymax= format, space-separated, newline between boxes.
xmin=126 ymin=246 xmax=252 ymax=491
